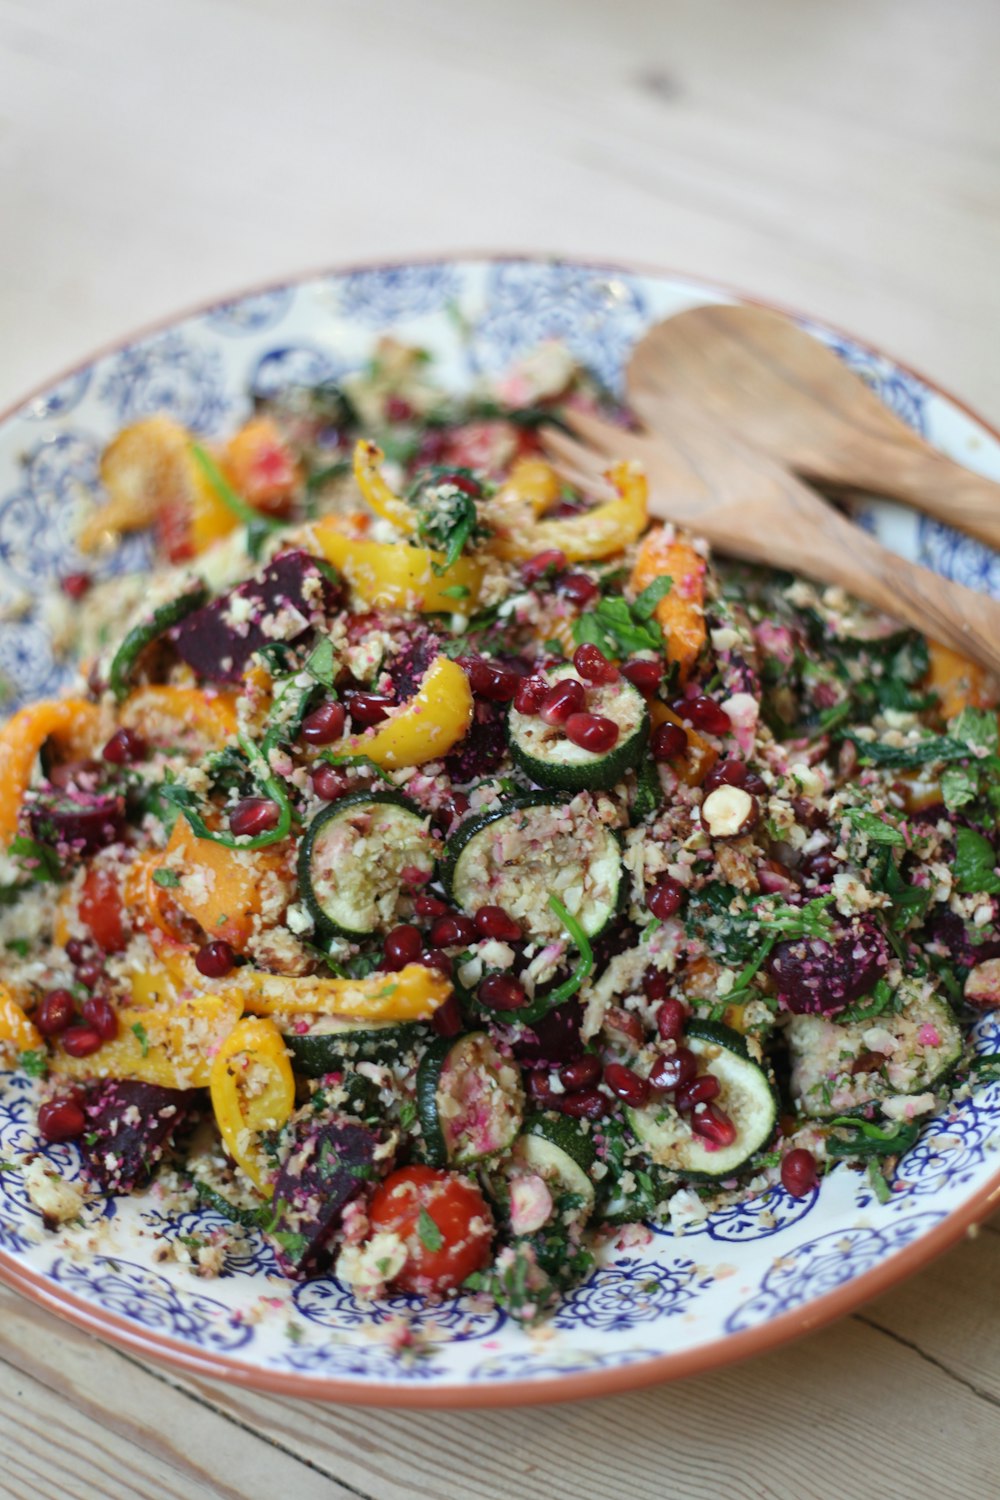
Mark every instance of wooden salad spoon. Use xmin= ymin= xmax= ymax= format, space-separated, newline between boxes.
xmin=627 ymin=303 xmax=1000 ymax=553
xmin=541 ymin=401 xmax=1000 ymax=676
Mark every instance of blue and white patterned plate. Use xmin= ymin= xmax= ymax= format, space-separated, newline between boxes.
xmin=2 ymin=256 xmax=1000 ymax=1407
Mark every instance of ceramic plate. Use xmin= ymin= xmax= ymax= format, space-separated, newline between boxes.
xmin=2 ymin=256 xmax=1000 ymax=1407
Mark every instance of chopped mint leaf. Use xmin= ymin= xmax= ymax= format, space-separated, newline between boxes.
xmin=131 ymin=1022 xmax=150 ymax=1058
xmin=417 ymin=1207 xmax=444 ymax=1252
xmin=152 ymin=867 xmax=181 ymax=889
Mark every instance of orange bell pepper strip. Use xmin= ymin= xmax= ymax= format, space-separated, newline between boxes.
xmin=222 ymin=416 xmax=302 ymax=517
xmin=650 ymin=701 xmax=717 ymax=786
xmin=237 ymin=962 xmax=452 ymax=1021
xmin=924 ymin=639 xmax=999 ymax=722
xmin=631 ymin=528 xmax=706 ymax=684
xmin=0 ymin=984 xmax=43 ymax=1056
xmin=312 ymin=523 xmax=484 ymax=612
xmin=0 ymin=698 xmax=103 ymax=843
xmin=119 ymin=685 xmax=238 ymax=748
xmin=50 ymin=988 xmax=244 ymax=1087
xmin=344 ymin=653 xmax=473 ymax=768
xmin=489 ymin=460 xmax=647 ymax=563
xmin=353 ymin=439 xmax=418 ymax=532
xmin=210 ymin=1016 xmax=296 ymax=1191
xmin=164 ymin=816 xmax=285 ymax=953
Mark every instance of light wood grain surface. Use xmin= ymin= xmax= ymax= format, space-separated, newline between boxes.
xmin=2 ymin=1 xmax=1000 ymax=1495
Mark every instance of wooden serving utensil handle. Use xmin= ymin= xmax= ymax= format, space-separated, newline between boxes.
xmin=834 ymin=439 xmax=1000 ymax=551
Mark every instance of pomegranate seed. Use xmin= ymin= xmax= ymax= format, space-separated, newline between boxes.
xmin=345 ymin=692 xmax=394 ymax=727
xmin=229 ymin=797 xmax=280 ymax=838
xmin=82 ymin=996 xmax=118 ymax=1041
xmin=676 ymin=695 xmax=731 ymax=736
xmin=60 ymin=572 xmax=92 ymax=601
xmin=604 ymin=1062 xmax=650 ymax=1106
xmin=440 ymin=791 xmax=469 ymax=824
xmin=430 ymin=993 xmax=462 ymax=1037
xmin=461 ymin=657 xmax=519 ymax=703
xmin=605 ymin=1006 xmax=645 ymax=1047
xmin=301 ymin=701 xmax=346 ymax=745
xmin=102 ymin=727 xmax=146 ymax=765
xmin=37 ymin=989 xmax=75 ymax=1036
xmin=420 ymin=947 xmax=453 ymax=977
xmin=656 ymin=998 xmax=688 ymax=1042
xmin=61 ymin=1025 xmax=103 ymax=1057
xmin=474 ymin=905 xmax=521 ymax=941
xmin=478 ymin=973 xmax=528 ymax=1011
xmin=549 ymin=497 xmax=585 ymax=518
xmin=65 ymin=939 xmax=87 ymax=966
xmin=648 ymin=1046 xmax=698 ymax=1092
xmin=691 ymin=1103 xmax=738 ymax=1148
xmin=621 ymin=659 xmax=663 ymax=697
xmin=703 ymin=759 xmax=767 ymax=796
xmin=781 ymin=1148 xmax=818 ymax=1198
xmin=648 ymin=876 xmax=685 ymax=921
xmin=76 ymin=959 xmax=104 ymax=990
xmin=573 ymin=643 xmax=619 ymax=684
xmin=195 ymin=939 xmax=235 ymax=978
xmin=37 ymin=1098 xmax=86 ymax=1142
xmin=643 ymin=966 xmax=669 ymax=1001
xmin=430 ymin=914 xmax=476 ymax=948
xmin=414 ymin=894 xmax=450 ymax=921
xmin=559 ymin=573 xmax=599 ymax=607
xmin=311 ymin=764 xmax=350 ymax=802
xmin=676 ymin=1074 xmax=721 ymax=1112
xmin=443 ymin=471 xmax=483 ymax=498
xmin=513 ymin=675 xmax=549 ymax=716
xmin=540 ymin=678 xmax=586 ymax=726
xmin=385 ymin=395 xmax=414 ymax=422
xmin=554 ymin=1088 xmax=607 ymax=1120
xmin=559 ymin=1055 xmax=601 ymax=1091
xmin=522 ymin=549 xmax=567 ymax=584
xmin=528 ymin=1071 xmax=557 ymax=1104
xmin=651 ymin=722 xmax=688 ymax=762
xmin=564 ymin=712 xmax=619 ymax=753
xmin=383 ymin=924 xmax=423 ymax=970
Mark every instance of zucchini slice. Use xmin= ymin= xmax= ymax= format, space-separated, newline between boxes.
xmin=282 ymin=1017 xmax=427 ymax=1076
xmin=628 ymin=1020 xmax=777 ymax=1179
xmin=298 ymin=790 xmax=437 ymax=938
xmin=513 ymin=1114 xmax=596 ymax=1214
xmin=443 ymin=792 xmax=624 ymax=942
xmin=507 ymin=665 xmax=649 ymax=792
xmin=416 ymin=1031 xmax=525 ymax=1167
xmin=786 ymin=979 xmax=963 ymax=1120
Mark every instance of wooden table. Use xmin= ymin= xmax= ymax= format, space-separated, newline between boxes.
xmin=2 ymin=1 xmax=1000 ymax=1494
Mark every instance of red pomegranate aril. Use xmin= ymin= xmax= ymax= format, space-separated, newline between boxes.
xmin=564 ymin=712 xmax=619 ymax=754
xmin=559 ymin=572 xmax=599 ymax=607
xmin=702 ymin=759 xmax=768 ymax=797
xmin=621 ymin=659 xmax=663 ymax=697
xmin=414 ymin=894 xmax=450 ymax=921
xmin=559 ymin=1055 xmax=601 ymax=1091
xmin=522 ymin=548 xmax=567 ymax=585
xmin=383 ymin=924 xmax=424 ymax=970
xmin=462 ymin=658 xmax=519 ymax=703
xmin=478 ymin=973 xmax=528 ymax=1011
xmin=385 ymin=394 xmax=414 ymax=422
xmin=528 ymin=1071 xmax=557 ymax=1104
xmin=76 ymin=959 xmax=104 ymax=990
xmin=195 ymin=939 xmax=235 ymax=978
xmin=555 ymin=1088 xmax=608 ymax=1120
xmin=513 ymin=675 xmax=549 ymax=716
xmin=605 ymin=1005 xmax=645 ymax=1047
xmin=540 ymin=678 xmax=586 ymax=726
xmin=61 ymin=1024 xmax=103 ymax=1058
xmin=102 ymin=727 xmax=146 ymax=765
xmin=474 ymin=905 xmax=521 ymax=941
xmin=648 ymin=1046 xmax=698 ymax=1092
xmin=38 ymin=1098 xmax=87 ymax=1142
xmin=430 ymin=993 xmax=462 ymax=1036
xmin=781 ymin=1147 xmax=818 ymax=1198
xmin=651 ymin=722 xmax=688 ymax=762
xmin=301 ymin=701 xmax=346 ymax=745
xmin=603 ymin=1062 xmax=650 ymax=1107
xmin=346 ymin=692 xmax=394 ymax=727
xmin=656 ymin=998 xmax=688 ymax=1042
xmin=430 ymin=914 xmax=476 ymax=948
xmin=37 ymin=989 xmax=76 ymax=1036
xmin=691 ymin=1103 xmax=738 ymax=1148
xmin=648 ymin=876 xmax=685 ymax=921
xmin=311 ymin=764 xmax=350 ymax=802
xmin=229 ymin=797 xmax=280 ymax=838
xmin=642 ymin=965 xmax=669 ymax=1002
xmin=421 ymin=947 xmax=453 ymax=977
xmin=676 ymin=1074 xmax=721 ymax=1112
xmin=60 ymin=571 xmax=92 ymax=601
xmin=65 ymin=938 xmax=87 ymax=966
xmin=677 ymin=695 xmax=731 ymax=736
xmin=82 ymin=995 xmax=118 ymax=1041
xmin=573 ymin=643 xmax=619 ymax=684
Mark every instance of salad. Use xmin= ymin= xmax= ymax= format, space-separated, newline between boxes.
xmin=1 ymin=336 xmax=998 ymax=1323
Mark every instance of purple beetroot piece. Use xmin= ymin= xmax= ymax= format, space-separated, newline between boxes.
xmin=927 ymin=907 xmax=1000 ymax=969
xmin=267 ymin=1117 xmax=384 ymax=1278
xmin=171 ymin=550 xmax=339 ymax=683
xmin=444 ymin=700 xmax=506 ymax=783
xmin=508 ymin=1000 xmax=584 ymax=1067
xmin=383 ymin=626 xmax=441 ymax=701
xmin=27 ymin=790 xmax=126 ymax=855
xmin=766 ymin=915 xmax=890 ymax=1016
xmin=80 ymin=1081 xmax=196 ymax=1193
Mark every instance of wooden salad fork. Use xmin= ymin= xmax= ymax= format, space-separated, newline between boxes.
xmin=627 ymin=303 xmax=1000 ymax=552
xmin=541 ymin=402 xmax=1000 ymax=676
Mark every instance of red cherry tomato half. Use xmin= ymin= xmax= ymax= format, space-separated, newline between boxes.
xmin=79 ymin=866 xmax=127 ymax=954
xmin=367 ymin=1165 xmax=494 ymax=1295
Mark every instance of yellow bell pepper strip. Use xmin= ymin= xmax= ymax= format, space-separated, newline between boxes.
xmin=353 ymin=439 xmax=418 ymax=532
xmin=312 ymin=522 xmax=484 ymax=612
xmin=488 ymin=460 xmax=648 ymax=563
xmin=164 ymin=815 xmax=287 ymax=953
xmin=342 ymin=653 xmax=473 ymax=769
xmin=210 ymin=1017 xmax=296 ymax=1192
xmin=0 ymin=984 xmax=43 ymax=1056
xmin=50 ymin=989 xmax=244 ymax=1088
xmin=0 ymin=698 xmax=103 ymax=844
xmin=630 ymin=528 xmax=707 ymax=684
xmin=120 ymin=685 xmax=239 ymax=748
xmin=238 ymin=961 xmax=451 ymax=1020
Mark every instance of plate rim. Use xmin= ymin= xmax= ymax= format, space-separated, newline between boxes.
xmin=2 ymin=248 xmax=999 ymax=1408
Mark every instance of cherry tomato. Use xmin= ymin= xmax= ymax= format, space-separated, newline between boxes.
xmin=367 ymin=1165 xmax=493 ymax=1294
xmin=79 ymin=866 xmax=127 ymax=954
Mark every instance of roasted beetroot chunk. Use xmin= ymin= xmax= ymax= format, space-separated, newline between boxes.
xmin=767 ymin=915 xmax=890 ymax=1016
xmin=508 ymin=1000 xmax=585 ymax=1067
xmin=267 ymin=1117 xmax=384 ymax=1278
xmin=170 ymin=550 xmax=339 ymax=682
xmin=383 ymin=627 xmax=442 ymax=701
xmin=27 ymin=790 xmax=126 ymax=855
xmin=444 ymin=701 xmax=507 ymax=783
xmin=79 ymin=1081 xmax=196 ymax=1193
xmin=928 ymin=907 xmax=1000 ymax=969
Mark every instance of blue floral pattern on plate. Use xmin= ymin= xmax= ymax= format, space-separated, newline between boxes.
xmin=335 ymin=262 xmax=461 ymax=325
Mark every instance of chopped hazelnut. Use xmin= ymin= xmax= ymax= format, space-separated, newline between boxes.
xmin=702 ymin=784 xmax=758 ymax=839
